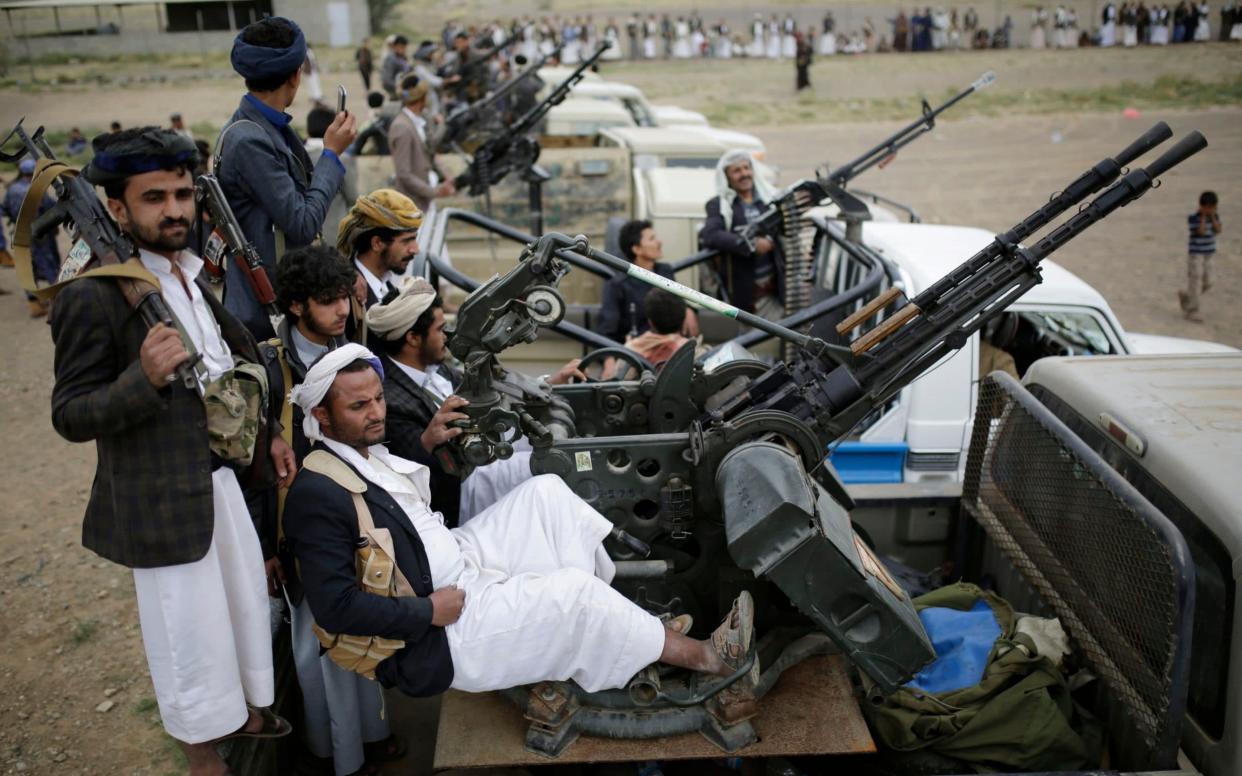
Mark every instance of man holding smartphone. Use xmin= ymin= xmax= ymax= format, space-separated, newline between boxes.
xmin=216 ymin=16 xmax=357 ymax=340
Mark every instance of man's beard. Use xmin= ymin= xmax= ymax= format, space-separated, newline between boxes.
xmin=333 ymin=418 xmax=387 ymax=449
xmin=383 ymin=243 xmax=411 ymax=273
xmin=420 ymin=338 xmax=444 ymax=366
xmin=129 ymin=216 xmax=191 ymax=253
xmin=304 ymin=310 xmax=344 ymax=340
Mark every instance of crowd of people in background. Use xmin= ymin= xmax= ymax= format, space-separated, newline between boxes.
xmin=427 ymin=3 xmax=1241 ymax=60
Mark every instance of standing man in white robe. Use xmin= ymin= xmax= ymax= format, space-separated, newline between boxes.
xmin=54 ymin=128 xmax=295 ymax=775
xmin=284 ymin=347 xmax=761 ymax=700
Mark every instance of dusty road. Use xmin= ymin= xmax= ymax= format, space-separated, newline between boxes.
xmin=0 ymin=41 xmax=1238 ymax=775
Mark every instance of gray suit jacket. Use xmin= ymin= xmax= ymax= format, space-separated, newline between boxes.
xmin=217 ymin=96 xmax=345 ymax=339
xmin=388 ymin=109 xmax=443 ymax=214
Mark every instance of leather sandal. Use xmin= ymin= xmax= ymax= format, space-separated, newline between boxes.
xmin=711 ymin=591 xmax=759 ymax=687
xmin=664 ymin=613 xmax=694 ymax=634
xmin=217 ymin=705 xmax=292 ymax=741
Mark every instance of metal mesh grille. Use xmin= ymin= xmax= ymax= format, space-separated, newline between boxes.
xmin=962 ymin=373 xmax=1189 ymax=767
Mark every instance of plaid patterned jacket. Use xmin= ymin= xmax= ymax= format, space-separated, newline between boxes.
xmin=50 ymin=275 xmax=262 ymax=569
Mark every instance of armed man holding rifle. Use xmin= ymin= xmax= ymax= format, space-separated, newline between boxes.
xmin=699 ymin=149 xmax=785 ymax=321
xmin=49 ymin=127 xmax=296 ymax=776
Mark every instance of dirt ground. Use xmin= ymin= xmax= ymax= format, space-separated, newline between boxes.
xmin=0 ymin=41 xmax=1238 ymax=776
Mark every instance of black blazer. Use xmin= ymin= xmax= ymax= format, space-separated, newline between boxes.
xmin=699 ymin=195 xmax=786 ymax=314
xmin=282 ymin=442 xmax=453 ymax=697
xmin=50 ymin=274 xmax=264 ymax=569
xmin=380 ymin=354 xmax=464 ymax=528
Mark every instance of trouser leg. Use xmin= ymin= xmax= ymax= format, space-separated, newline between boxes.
xmin=1185 ymin=253 xmax=1205 ymax=311
xmin=452 ymin=474 xmax=615 ymax=581
xmin=447 ymin=567 xmax=666 ymax=693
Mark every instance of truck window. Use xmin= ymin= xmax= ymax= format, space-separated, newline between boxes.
xmin=1030 ymin=386 xmax=1235 ymax=740
xmin=1006 ymin=310 xmax=1118 ymax=375
xmin=620 ymin=97 xmax=658 ymax=127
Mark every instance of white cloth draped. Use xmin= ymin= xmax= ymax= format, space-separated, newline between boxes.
xmin=447 ymin=475 xmax=666 ymax=693
xmin=134 ymin=468 xmax=273 ymax=743
xmin=329 ymin=438 xmax=667 ymax=694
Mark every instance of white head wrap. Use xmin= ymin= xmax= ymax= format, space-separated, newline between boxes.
xmin=714 ymin=149 xmax=776 ymax=231
xmin=365 ymin=276 xmax=438 ymax=341
xmin=289 ymin=343 xmax=385 ymax=442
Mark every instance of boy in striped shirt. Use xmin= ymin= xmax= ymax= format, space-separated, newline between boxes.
xmin=1179 ymin=191 xmax=1222 ymax=323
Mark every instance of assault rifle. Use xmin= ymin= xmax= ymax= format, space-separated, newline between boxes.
xmin=454 ymin=41 xmax=611 ymax=197
xmin=195 ymin=173 xmax=282 ymax=333
xmin=826 ymin=70 xmax=996 ymax=187
xmin=437 ymin=42 xmax=564 ymax=154
xmin=0 ymin=119 xmax=206 ymax=390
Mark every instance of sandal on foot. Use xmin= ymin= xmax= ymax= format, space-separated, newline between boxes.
xmin=663 ymin=613 xmax=694 ymax=635
xmin=218 ymin=705 xmax=292 ymax=741
xmin=364 ymin=733 xmax=408 ymax=763
xmin=711 ymin=591 xmax=759 ymax=687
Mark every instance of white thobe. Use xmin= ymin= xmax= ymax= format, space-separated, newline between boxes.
xmin=323 ymin=441 xmax=667 ymax=694
xmin=390 ymin=358 xmax=534 ymax=523
xmin=132 ymin=250 xmax=273 ymax=744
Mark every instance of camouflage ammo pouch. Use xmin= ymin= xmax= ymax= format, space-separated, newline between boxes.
xmin=301 ymin=450 xmax=416 ymax=680
xmin=203 ymin=360 xmax=269 ymax=466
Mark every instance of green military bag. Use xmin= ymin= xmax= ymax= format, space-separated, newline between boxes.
xmin=862 ymin=582 xmax=1101 ymax=772
xmin=203 ymin=360 xmax=269 ymax=467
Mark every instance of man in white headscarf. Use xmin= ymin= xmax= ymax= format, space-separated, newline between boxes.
xmin=698 ymin=149 xmax=785 ymax=323
xmin=282 ymin=346 xmax=759 ymax=699
xmin=366 ymin=277 xmax=583 ymax=525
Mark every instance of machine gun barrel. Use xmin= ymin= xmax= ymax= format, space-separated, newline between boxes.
xmin=854 ymin=121 xmax=1173 ymax=384
xmin=817 ymin=129 xmax=1205 ymax=438
xmin=508 ymin=40 xmax=609 ymax=138
xmin=462 ymin=22 xmax=531 ymax=78
xmin=440 ymin=43 xmax=564 ymax=152
xmin=454 ymin=41 xmax=611 ymax=194
xmin=0 ymin=119 xmax=204 ymax=390
xmin=561 ymin=236 xmax=855 ymax=363
xmin=194 ymin=173 xmax=281 ymax=326
xmin=826 ymin=71 xmax=996 ymax=187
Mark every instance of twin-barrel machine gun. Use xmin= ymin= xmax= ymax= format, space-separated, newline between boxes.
xmin=0 ymin=120 xmax=282 ymax=358
xmin=432 ymin=122 xmax=1205 ymax=756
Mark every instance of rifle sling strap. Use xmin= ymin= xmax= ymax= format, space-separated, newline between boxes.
xmin=15 ymin=160 xmax=210 ymax=386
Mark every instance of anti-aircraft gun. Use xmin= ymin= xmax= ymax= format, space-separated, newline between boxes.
xmin=436 ymin=42 xmax=565 ymax=156
xmin=430 ymin=123 xmax=1205 ymax=757
xmin=453 ymin=41 xmax=611 ymax=235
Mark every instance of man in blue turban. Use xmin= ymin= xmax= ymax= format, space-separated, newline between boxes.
xmin=216 ymin=16 xmax=356 ymax=340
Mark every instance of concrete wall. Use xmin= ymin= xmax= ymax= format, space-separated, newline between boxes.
xmin=1 ymin=0 xmax=370 ymax=60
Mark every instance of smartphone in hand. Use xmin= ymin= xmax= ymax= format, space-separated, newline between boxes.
xmin=337 ymin=85 xmax=347 ymax=115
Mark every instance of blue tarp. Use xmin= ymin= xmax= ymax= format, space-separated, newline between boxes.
xmin=906 ymin=599 xmax=1002 ymax=694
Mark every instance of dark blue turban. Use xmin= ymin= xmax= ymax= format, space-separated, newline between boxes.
xmin=81 ymin=127 xmax=199 ymax=185
xmin=230 ymin=17 xmax=307 ymax=81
